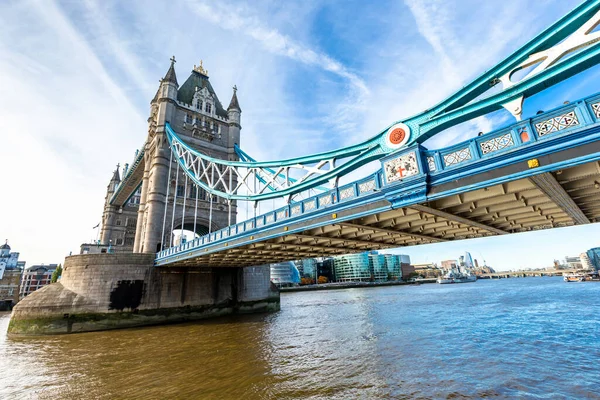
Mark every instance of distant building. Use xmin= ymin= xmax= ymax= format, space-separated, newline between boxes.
xmin=20 ymin=264 xmax=58 ymax=298
xmin=331 ymin=251 xmax=411 ymax=282
xmin=316 ymin=258 xmax=336 ymax=282
xmin=0 ymin=241 xmax=25 ymax=310
xmin=580 ymin=252 xmax=593 ymax=270
xmin=564 ymin=256 xmax=583 ymax=270
xmin=295 ymin=258 xmax=317 ymax=280
xmin=80 ymin=242 xmax=112 ymax=254
xmin=412 ymin=262 xmax=440 ymax=278
xmin=441 ymin=260 xmax=458 ymax=271
xmin=270 ymin=262 xmax=300 ymax=288
xmin=586 ymin=248 xmax=600 ymax=270
xmin=464 ymin=252 xmax=474 ymax=269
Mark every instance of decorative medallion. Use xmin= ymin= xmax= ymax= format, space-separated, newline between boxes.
xmin=384 ymin=151 xmax=420 ymax=184
xmin=385 ymin=122 xmax=411 ymax=149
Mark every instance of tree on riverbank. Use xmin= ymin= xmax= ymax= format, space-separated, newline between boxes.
xmin=51 ymin=264 xmax=62 ymax=283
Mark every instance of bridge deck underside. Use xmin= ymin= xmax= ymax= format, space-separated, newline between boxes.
xmin=163 ymin=160 xmax=600 ymax=268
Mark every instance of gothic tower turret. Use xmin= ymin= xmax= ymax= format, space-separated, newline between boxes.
xmin=100 ymin=166 xmax=121 ymax=245
xmin=139 ymin=57 xmax=180 ymax=253
xmin=227 ymin=85 xmax=242 ymax=148
xmin=129 ymin=57 xmax=241 ymax=253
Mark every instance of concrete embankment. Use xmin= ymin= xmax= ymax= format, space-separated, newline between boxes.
xmin=280 ymin=279 xmax=436 ymax=293
xmin=9 ymin=254 xmax=279 ymax=335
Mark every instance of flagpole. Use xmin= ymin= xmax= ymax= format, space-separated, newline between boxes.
xmin=94 ymin=223 xmax=100 ymax=244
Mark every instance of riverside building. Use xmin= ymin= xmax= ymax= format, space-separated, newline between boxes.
xmin=332 ymin=251 xmax=411 ymax=282
xmin=20 ymin=264 xmax=58 ymax=298
xmin=586 ymin=247 xmax=600 ymax=270
xmin=270 ymin=262 xmax=300 ymax=287
xmin=0 ymin=241 xmax=25 ymax=310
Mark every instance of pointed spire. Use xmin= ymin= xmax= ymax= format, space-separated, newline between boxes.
xmin=162 ymin=56 xmax=178 ymax=86
xmin=111 ymin=163 xmax=121 ymax=183
xmin=227 ymin=85 xmax=241 ymax=112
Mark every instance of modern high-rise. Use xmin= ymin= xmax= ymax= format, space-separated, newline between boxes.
xmin=586 ymin=248 xmax=600 ymax=270
xmin=331 ymin=252 xmax=411 ymax=282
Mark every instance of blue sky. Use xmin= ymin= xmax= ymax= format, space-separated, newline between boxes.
xmin=1 ymin=0 xmax=599 ymax=269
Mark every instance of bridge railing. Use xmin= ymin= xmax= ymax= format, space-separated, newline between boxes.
xmin=155 ymin=171 xmax=384 ymax=260
xmin=424 ymin=93 xmax=600 ymax=173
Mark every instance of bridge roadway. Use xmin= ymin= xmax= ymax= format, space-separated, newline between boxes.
xmin=156 ymin=93 xmax=600 ymax=267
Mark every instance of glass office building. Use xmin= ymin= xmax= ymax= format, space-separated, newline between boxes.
xmin=270 ymin=262 xmax=301 ymax=287
xmin=331 ymin=252 xmax=410 ymax=282
xmin=332 ymin=252 xmax=372 ymax=282
xmin=586 ymin=247 xmax=600 ymax=270
xmin=295 ymin=258 xmax=318 ymax=279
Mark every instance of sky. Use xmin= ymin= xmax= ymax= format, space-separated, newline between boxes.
xmin=1 ymin=0 xmax=600 ymax=270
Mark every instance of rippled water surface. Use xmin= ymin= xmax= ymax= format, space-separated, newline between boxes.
xmin=2 ymin=277 xmax=600 ymax=399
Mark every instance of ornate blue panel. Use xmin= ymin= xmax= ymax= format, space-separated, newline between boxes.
xmin=339 ymin=186 xmax=355 ymax=201
xmin=358 ymin=179 xmax=376 ymax=193
xmin=383 ymin=151 xmax=420 ymax=184
xmin=443 ymin=147 xmax=472 ymax=167
xmin=535 ymin=111 xmax=579 ymax=136
xmin=480 ymin=133 xmax=514 ymax=155
xmin=592 ymin=102 xmax=600 ymax=118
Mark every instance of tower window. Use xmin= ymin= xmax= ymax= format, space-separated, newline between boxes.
xmin=205 ymin=103 xmax=212 ymax=114
xmin=116 ymin=219 xmax=122 ymax=226
xmin=196 ymin=100 xmax=202 ymax=110
xmin=186 ymin=114 xmax=192 ymax=123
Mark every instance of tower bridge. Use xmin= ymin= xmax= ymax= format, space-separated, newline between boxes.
xmin=9 ymin=0 xmax=600 ymax=335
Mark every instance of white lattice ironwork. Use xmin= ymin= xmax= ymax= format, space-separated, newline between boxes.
xmin=167 ymin=124 xmax=379 ymax=201
xmin=358 ymin=179 xmax=376 ymax=193
xmin=304 ymin=199 xmax=316 ymax=211
xmin=535 ymin=111 xmax=579 ymax=136
xmin=427 ymin=156 xmax=436 ymax=172
xmin=266 ymin=214 xmax=275 ymax=223
xmin=592 ymin=102 xmax=600 ymax=118
xmin=443 ymin=147 xmax=472 ymax=167
xmin=256 ymin=218 xmax=264 ymax=227
xmin=319 ymin=195 xmax=332 ymax=206
xmin=276 ymin=210 xmax=287 ymax=220
xmin=480 ymin=133 xmax=515 ymax=155
xmin=339 ymin=186 xmax=355 ymax=200
xmin=291 ymin=204 xmax=301 ymax=215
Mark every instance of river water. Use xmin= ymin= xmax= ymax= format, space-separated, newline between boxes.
xmin=1 ymin=277 xmax=599 ymax=399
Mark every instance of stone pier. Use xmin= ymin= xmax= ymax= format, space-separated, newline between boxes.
xmin=8 ymin=254 xmax=279 ymax=335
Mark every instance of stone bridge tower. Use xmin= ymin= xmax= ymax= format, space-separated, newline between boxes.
xmin=100 ymin=58 xmax=241 ymax=254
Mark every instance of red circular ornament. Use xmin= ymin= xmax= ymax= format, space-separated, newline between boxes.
xmin=389 ymin=128 xmax=406 ymax=145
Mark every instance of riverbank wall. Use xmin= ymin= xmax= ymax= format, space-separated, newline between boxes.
xmin=280 ymin=278 xmax=436 ymax=293
xmin=8 ymin=254 xmax=279 ymax=335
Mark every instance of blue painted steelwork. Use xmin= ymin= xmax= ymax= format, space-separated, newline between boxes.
xmin=234 ymin=144 xmax=330 ymax=193
xmin=156 ymin=92 xmax=600 ymax=264
xmin=109 ymin=146 xmax=145 ymax=205
xmin=162 ymin=0 xmax=600 ymax=202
